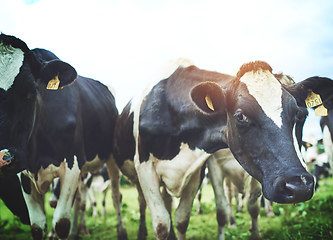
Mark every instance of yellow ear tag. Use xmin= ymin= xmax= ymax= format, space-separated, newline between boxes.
xmin=205 ymin=95 xmax=214 ymax=111
xmin=314 ymin=104 xmax=328 ymax=116
xmin=46 ymin=75 xmax=60 ymax=90
xmin=305 ymin=90 xmax=323 ymax=108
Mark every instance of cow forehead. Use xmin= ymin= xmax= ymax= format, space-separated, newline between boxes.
xmin=0 ymin=43 xmax=24 ymax=91
xmin=240 ymin=70 xmax=283 ymax=128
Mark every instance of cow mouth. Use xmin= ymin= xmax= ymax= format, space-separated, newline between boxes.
xmin=0 ymin=149 xmax=14 ymax=167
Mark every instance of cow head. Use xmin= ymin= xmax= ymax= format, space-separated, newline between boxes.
xmin=0 ymin=34 xmax=77 ymax=175
xmin=191 ymin=61 xmax=333 ymax=203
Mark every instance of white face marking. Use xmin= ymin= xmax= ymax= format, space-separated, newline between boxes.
xmin=292 ymin=124 xmax=307 ymax=170
xmin=0 ymin=43 xmax=24 ymax=91
xmin=240 ymin=70 xmax=283 ymax=128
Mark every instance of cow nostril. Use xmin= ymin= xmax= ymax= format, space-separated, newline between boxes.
xmin=283 ymin=175 xmax=314 ymax=203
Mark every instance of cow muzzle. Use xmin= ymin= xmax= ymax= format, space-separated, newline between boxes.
xmin=263 ymin=171 xmax=314 ymax=204
xmin=0 ymin=149 xmax=14 ymax=167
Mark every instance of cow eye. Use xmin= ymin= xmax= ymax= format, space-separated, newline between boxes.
xmin=234 ymin=110 xmax=248 ymax=123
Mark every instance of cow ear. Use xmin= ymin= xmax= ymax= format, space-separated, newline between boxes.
xmin=39 ymin=60 xmax=77 ymax=90
xmin=191 ymin=81 xmax=225 ymax=114
xmin=287 ymin=77 xmax=333 ymax=114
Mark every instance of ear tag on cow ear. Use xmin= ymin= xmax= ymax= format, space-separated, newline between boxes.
xmin=46 ymin=75 xmax=60 ymax=90
xmin=205 ymin=95 xmax=215 ymax=111
xmin=314 ymin=104 xmax=328 ymax=116
xmin=305 ymin=90 xmax=322 ymax=108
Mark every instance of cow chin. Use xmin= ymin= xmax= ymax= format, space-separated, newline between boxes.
xmin=262 ymin=171 xmax=314 ymax=204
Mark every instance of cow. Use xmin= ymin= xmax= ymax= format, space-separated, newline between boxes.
xmin=313 ymin=152 xmax=330 ymax=190
xmin=302 ymin=134 xmax=321 ymax=169
xmin=87 ymin=165 xmax=111 ymax=218
xmin=0 ymin=34 xmax=126 ymax=240
xmin=113 ymin=58 xmax=333 ymax=240
xmin=302 ymin=135 xmax=331 ymax=191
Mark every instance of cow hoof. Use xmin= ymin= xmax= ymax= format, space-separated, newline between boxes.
xmin=137 ymin=225 xmax=147 ymax=240
xmin=156 ymin=223 xmax=169 ymax=240
xmin=31 ymin=223 xmax=45 ymax=240
xmin=80 ymin=226 xmax=90 ymax=236
xmin=55 ymin=218 xmax=71 ymax=239
xmin=118 ymin=224 xmax=128 ymax=240
xmin=250 ymin=232 xmax=262 ymax=240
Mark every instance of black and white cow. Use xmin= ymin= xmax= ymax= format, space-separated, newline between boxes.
xmin=113 ymin=58 xmax=333 ymax=239
xmin=0 ymin=34 xmax=126 ymax=240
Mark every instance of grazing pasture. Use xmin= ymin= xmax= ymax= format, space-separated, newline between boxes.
xmin=1 ymin=177 xmax=333 ymax=240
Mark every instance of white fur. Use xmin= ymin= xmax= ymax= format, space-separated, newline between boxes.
xmin=154 ymin=143 xmax=210 ymax=197
xmin=18 ymin=172 xmax=47 ymax=233
xmin=240 ymin=70 xmax=283 ymax=128
xmin=0 ymin=43 xmax=24 ymax=91
xmin=52 ymin=156 xmax=81 ymax=229
xmin=293 ymin=124 xmax=307 ymax=170
xmin=323 ymin=125 xmax=333 ymax=173
xmin=301 ymin=134 xmax=320 ymax=164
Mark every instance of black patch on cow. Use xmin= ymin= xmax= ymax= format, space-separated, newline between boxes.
xmin=20 ymin=173 xmax=31 ymax=194
xmin=113 ymin=102 xmax=136 ymax=167
xmin=52 ymin=179 xmax=61 ymax=200
xmin=99 ymin=165 xmax=109 ymax=182
xmin=0 ymin=34 xmax=30 ymax=53
xmin=0 ymin=175 xmax=30 ymax=225
xmin=286 ymin=76 xmax=333 ymax=109
xmin=236 ymin=61 xmax=273 ymax=79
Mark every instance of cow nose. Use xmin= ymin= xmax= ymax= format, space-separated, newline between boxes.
xmin=278 ymin=174 xmax=314 ymax=203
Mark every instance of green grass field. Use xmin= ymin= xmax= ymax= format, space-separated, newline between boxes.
xmin=0 ymin=177 xmax=332 ymax=240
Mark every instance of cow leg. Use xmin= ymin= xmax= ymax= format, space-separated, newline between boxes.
xmin=105 ymin=154 xmax=128 ymax=240
xmin=79 ymin=180 xmax=90 ymax=235
xmin=18 ymin=172 xmax=47 ymax=240
xmin=225 ymin=178 xmax=236 ymax=227
xmin=264 ymin=198 xmax=274 ymax=217
xmin=207 ymin=156 xmax=229 ymax=240
xmin=136 ymin=185 xmax=148 ymax=240
xmin=136 ymin=160 xmax=170 ymax=240
xmin=101 ymin=186 xmax=109 ymax=217
xmin=247 ymin=177 xmax=262 ymax=240
xmin=68 ymin=185 xmax=81 ymax=240
xmin=79 ymin=178 xmax=90 ymax=235
xmin=68 ymin=179 xmax=90 ymax=239
xmin=196 ymin=187 xmax=203 ymax=214
xmin=174 ymin=170 xmax=201 ymax=240
xmin=53 ymin=157 xmax=81 ymax=239
xmin=161 ymin=186 xmax=176 ymax=240
xmin=87 ymin=187 xmax=98 ymax=217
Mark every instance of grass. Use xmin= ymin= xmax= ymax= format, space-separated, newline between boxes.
xmin=0 ymin=177 xmax=333 ymax=240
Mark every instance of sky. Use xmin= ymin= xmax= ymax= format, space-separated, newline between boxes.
xmin=1 ymin=0 xmax=333 ymax=138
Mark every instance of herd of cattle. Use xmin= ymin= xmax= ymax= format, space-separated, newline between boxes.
xmin=0 ymin=33 xmax=333 ymax=240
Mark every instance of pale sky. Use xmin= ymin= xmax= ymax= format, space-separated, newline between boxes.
xmin=1 ymin=0 xmax=333 ymax=138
